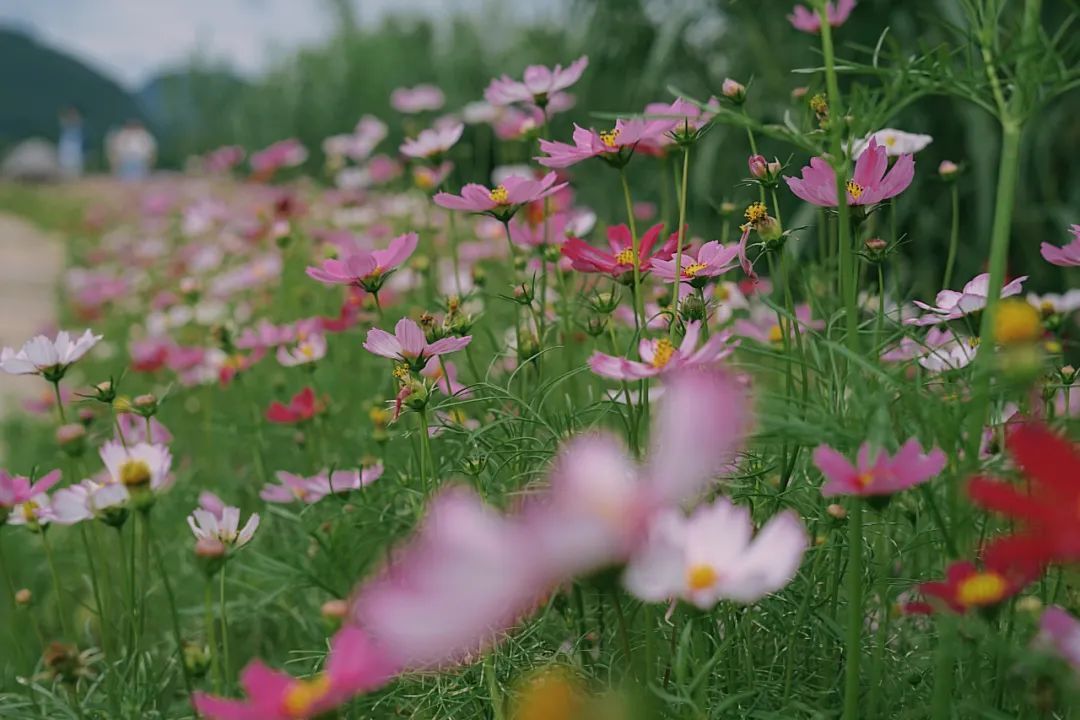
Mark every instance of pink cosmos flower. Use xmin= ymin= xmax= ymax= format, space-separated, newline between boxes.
xmin=390 ymin=84 xmax=445 ymax=114
xmin=536 ymin=117 xmax=678 ymax=168
xmin=561 ymin=222 xmax=677 ymax=280
xmin=788 ymin=0 xmax=856 ymax=33
xmin=0 ymin=329 xmax=102 ymax=378
xmin=1040 ymin=225 xmax=1080 ymax=267
xmin=907 ymin=273 xmax=1027 ymax=326
xmin=363 ymin=318 xmax=472 ymax=369
xmin=485 ymin=56 xmax=589 ymax=106
xmin=650 ymin=240 xmax=741 ymax=286
xmin=588 ymin=322 xmax=738 ymax=381
xmin=639 ymin=97 xmax=719 ymax=149
xmin=1037 ymin=606 xmax=1080 ymax=674
xmin=188 ymin=502 xmax=259 ymax=550
xmin=306 ymin=232 xmax=418 ymax=292
xmin=400 ymin=123 xmax=464 ymax=160
xmin=203 ymin=145 xmax=245 ymax=173
xmin=260 ymin=467 xmax=383 ymax=505
xmin=812 ymin=439 xmax=946 ymax=497
xmin=250 ymin=139 xmax=308 ymax=176
xmin=0 ymin=469 xmax=61 ymax=524
xmin=421 ymin=359 xmax=470 ymax=397
xmin=433 ymin=173 xmax=567 ymax=220
xmin=234 ymin=320 xmax=297 ymax=351
xmin=194 ymin=626 xmax=396 ymax=720
xmin=266 ymin=387 xmax=319 ymax=424
xmin=623 ymin=499 xmax=807 ymax=608
xmin=276 ymin=334 xmax=327 ymax=367
xmin=785 ymin=137 xmax=914 ymax=207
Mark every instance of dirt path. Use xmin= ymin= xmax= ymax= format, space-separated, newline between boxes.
xmin=0 ymin=212 xmax=64 ymax=415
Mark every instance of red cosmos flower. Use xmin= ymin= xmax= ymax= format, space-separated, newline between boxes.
xmin=912 ymin=558 xmax=1026 ymax=614
xmin=266 ymin=387 xmax=319 ymax=424
xmin=561 ymin=222 xmax=677 ymax=281
xmin=967 ymin=422 xmax=1080 ymax=575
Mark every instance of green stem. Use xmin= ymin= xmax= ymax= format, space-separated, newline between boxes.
xmin=40 ymin=528 xmax=71 ymax=637
xmin=146 ymin=513 xmax=197 ymax=704
xmin=842 ymin=499 xmax=864 ymax=720
xmin=418 ymin=407 xmax=435 ymax=492
xmin=219 ymin=564 xmax=231 ymax=692
xmin=868 ymin=513 xmax=891 ymax=717
xmin=618 ymin=168 xmax=646 ymax=331
xmin=484 ymin=654 xmax=505 ymax=720
xmin=51 ymin=380 xmax=66 ymax=423
xmin=942 ymin=183 xmax=960 ymax=289
xmin=205 ymin=580 xmax=221 ymax=694
xmin=669 ymin=141 xmax=691 ymax=339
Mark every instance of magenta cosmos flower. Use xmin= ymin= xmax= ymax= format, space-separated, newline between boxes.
xmin=785 ymin=137 xmax=914 ymax=207
xmin=0 ymin=469 xmax=61 ymax=524
xmin=400 ymin=123 xmax=463 ymax=160
xmin=390 ymin=84 xmax=445 ymax=114
xmin=907 ymin=272 xmax=1027 ymax=326
xmin=650 ymin=240 xmax=741 ymax=287
xmin=306 ymin=232 xmax=418 ymax=292
xmin=364 ymin=318 xmax=472 ymax=370
xmin=788 ymin=0 xmax=856 ymax=33
xmin=561 ymin=222 xmax=677 ymax=280
xmin=485 ymin=56 xmax=589 ymax=106
xmin=434 ymin=172 xmax=567 ymax=222
xmin=588 ymin=322 xmax=737 ymax=381
xmin=194 ymin=626 xmax=396 ymax=720
xmin=812 ymin=438 xmax=946 ymax=498
xmin=250 ymin=139 xmax=308 ymax=175
xmin=536 ymin=117 xmax=677 ymax=169
xmin=1040 ymin=225 xmax=1080 ymax=267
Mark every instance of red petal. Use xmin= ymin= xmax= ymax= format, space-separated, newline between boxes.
xmin=1007 ymin=422 xmax=1080 ymax=496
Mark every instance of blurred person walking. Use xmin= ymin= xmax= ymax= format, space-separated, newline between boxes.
xmin=57 ymin=106 xmax=84 ymax=179
xmin=107 ymin=119 xmax=156 ymax=181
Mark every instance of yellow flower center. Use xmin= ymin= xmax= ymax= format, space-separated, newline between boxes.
xmin=883 ymin=135 xmax=897 ymax=147
xmin=1039 ymin=300 xmax=1055 ymax=317
xmin=599 ymin=128 xmax=620 ymax=148
xmin=413 ymin=169 xmax=435 ymax=190
xmin=856 ymin=472 xmax=874 ymax=488
xmin=299 ymin=342 xmax=316 ymax=359
xmin=993 ymin=299 xmax=1042 ymax=346
xmin=651 ymin=339 xmax=676 ymax=368
xmin=683 ymin=262 xmax=708 ymax=278
xmin=714 ymin=284 xmax=731 ymax=301
xmin=282 ymin=674 xmax=332 ymax=717
xmin=744 ymin=201 xmax=768 ymax=225
xmin=767 ymin=325 xmax=784 ymax=343
xmin=369 ymin=407 xmax=391 ymax=426
xmin=488 ymin=185 xmax=510 ymax=205
xmin=21 ymin=501 xmax=38 ymax=523
xmin=119 ymin=460 xmax=152 ymax=488
xmin=687 ymin=564 xmax=719 ymax=592
xmin=846 ymin=180 xmax=865 ymax=201
xmin=614 ymin=248 xmax=636 ymax=266
xmin=956 ymin=572 xmax=1008 ymax=608
xmin=393 ymin=363 xmax=412 ymax=383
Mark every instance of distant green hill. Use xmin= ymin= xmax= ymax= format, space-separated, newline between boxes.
xmin=0 ymin=27 xmax=144 ymax=168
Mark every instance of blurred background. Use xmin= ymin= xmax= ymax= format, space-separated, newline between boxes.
xmin=0 ymin=0 xmax=1077 ymax=292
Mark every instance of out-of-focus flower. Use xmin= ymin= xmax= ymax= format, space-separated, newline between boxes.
xmin=917 ymin=335 xmax=979 ymax=373
xmin=623 ymin=499 xmax=807 ymax=608
xmin=785 ymin=138 xmax=914 ymax=207
xmin=1 ymin=469 xmax=62 ymax=527
xmin=788 ymin=0 xmax=856 ymax=33
xmin=588 ymin=322 xmax=737 ymax=381
xmin=277 ymin=334 xmax=328 ymax=367
xmin=650 ymin=240 xmax=741 ymax=286
xmin=914 ymin=558 xmax=1024 ymax=614
xmin=851 ymin=129 xmax=932 ymax=158
xmin=485 ymin=56 xmax=588 ymax=106
xmin=434 ymin=173 xmax=567 ymax=221
xmin=561 ymin=223 xmax=677 ymax=280
xmin=907 ymin=273 xmax=1027 ymax=326
xmin=734 ymin=304 xmax=820 ymax=345
xmin=1040 ymin=225 xmax=1080 ymax=267
xmin=721 ymin=78 xmax=746 ymax=103
xmin=307 ymin=233 xmax=419 ymax=292
xmin=250 ymin=139 xmax=308 ymax=177
xmin=203 ymin=145 xmax=245 ymax=173
xmin=1 ymin=329 xmax=101 ymax=379
xmin=391 ymin=84 xmax=445 ymax=114
xmin=1037 ymin=607 xmax=1080 ymax=674
xmin=812 ymin=439 xmax=946 ymax=497
xmin=188 ymin=502 xmax=259 ymax=550
xmin=266 ymin=387 xmax=319 ymax=424
xmin=116 ymin=413 xmax=173 ymax=445
xmin=938 ymin=160 xmax=960 ymax=180
xmin=364 ymin=318 xmax=472 ymax=369
xmin=420 ymin=359 xmax=470 ymax=397
xmin=260 ymin=468 xmax=383 ymax=505
xmin=400 ymin=124 xmax=464 ymax=160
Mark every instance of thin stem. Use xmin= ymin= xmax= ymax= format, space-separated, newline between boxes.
xmin=51 ymin=380 xmax=66 ymax=423
xmin=40 ymin=528 xmax=71 ymax=638
xmin=669 ymin=140 xmax=691 ymax=339
xmin=484 ymin=654 xmax=505 ymax=720
xmin=842 ymin=499 xmax=864 ymax=720
xmin=219 ymin=563 xmax=231 ymax=691
xmin=618 ymin=168 xmax=646 ymax=330
xmin=418 ymin=407 xmax=435 ymax=492
xmin=205 ymin=580 xmax=221 ymax=694
xmin=942 ymin=183 xmax=960 ymax=289
xmin=146 ymin=512 xmax=197 ymax=704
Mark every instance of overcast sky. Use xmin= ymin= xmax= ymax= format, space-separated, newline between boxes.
xmin=0 ymin=0 xmax=561 ymax=89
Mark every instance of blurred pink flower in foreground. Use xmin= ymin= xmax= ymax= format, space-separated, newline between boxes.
xmin=1037 ymin=606 xmax=1080 ymax=673
xmin=485 ymin=56 xmax=589 ymax=106
xmin=1040 ymin=225 xmax=1080 ymax=267
xmin=788 ymin=0 xmax=856 ymax=33
xmin=907 ymin=273 xmax=1027 ymax=326
xmin=785 ymin=138 xmax=914 ymax=207
xmin=390 ymin=84 xmax=445 ymax=114
xmin=812 ymin=439 xmax=946 ymax=497
xmin=588 ymin=321 xmax=738 ymax=381
xmin=623 ymin=499 xmax=806 ymax=609
xmin=434 ymin=173 xmax=567 ymax=219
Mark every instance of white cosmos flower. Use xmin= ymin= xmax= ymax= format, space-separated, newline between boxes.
xmin=276 ymin=334 xmax=328 ymax=367
xmin=51 ymin=479 xmax=130 ymax=525
xmin=187 ymin=506 xmax=259 ymax=549
xmin=0 ymin=329 xmax=102 ymax=377
xmin=99 ymin=441 xmax=174 ymax=493
xmin=852 ymin=128 xmax=933 ymax=158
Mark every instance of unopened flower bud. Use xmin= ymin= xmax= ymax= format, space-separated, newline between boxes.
xmin=1061 ymin=365 xmax=1076 ymax=384
xmin=56 ymin=423 xmax=87 ymax=457
xmin=78 ymin=407 xmax=95 ymax=425
xmin=183 ymin=641 xmax=212 ymax=679
xmin=15 ymin=588 xmax=31 ymax=606
xmin=721 ymin=78 xmax=746 ymax=104
xmin=791 ymin=86 xmax=809 ymax=101
xmin=865 ymin=238 xmax=887 ymax=252
xmin=112 ymin=396 xmax=134 ymax=414
xmin=938 ymin=160 xmax=959 ymax=180
xmin=1016 ymin=596 xmax=1043 ymax=614
xmin=133 ymin=394 xmax=157 ymax=414
xmin=680 ymin=294 xmax=707 ymax=323
xmin=321 ymin=599 xmax=349 ymax=621
xmin=719 ymin=201 xmax=737 ymax=217
xmin=826 ymin=503 xmax=848 ymax=520
xmin=748 ymin=154 xmax=768 ymax=179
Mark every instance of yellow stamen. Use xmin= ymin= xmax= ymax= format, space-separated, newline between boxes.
xmin=599 ymin=128 xmax=620 ymax=148
xmin=767 ymin=325 xmax=784 ymax=343
xmin=714 ymin=284 xmax=731 ymax=301
xmin=883 ymin=135 xmax=897 ymax=147
xmin=651 ymin=339 xmax=676 ymax=368
xmin=687 ymin=564 xmax=718 ymax=592
xmin=683 ymin=262 xmax=708 ymax=278
xmin=119 ymin=460 xmax=152 ymax=488
xmin=809 ymin=94 xmax=828 ymax=115
xmin=956 ymin=572 xmax=1008 ymax=607
xmin=21 ymin=501 xmax=38 ymax=523
xmin=300 ymin=343 xmax=316 ymax=359
xmin=392 ymin=364 xmax=411 ymax=384
xmin=282 ymin=674 xmax=332 ymax=717
xmin=845 ymin=180 xmax=864 ymax=201
xmin=488 ymin=185 xmax=510 ymax=205
xmin=856 ymin=472 xmax=874 ymax=488
xmin=614 ymin=248 xmax=636 ymax=266
xmin=744 ymin=201 xmax=768 ymax=225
